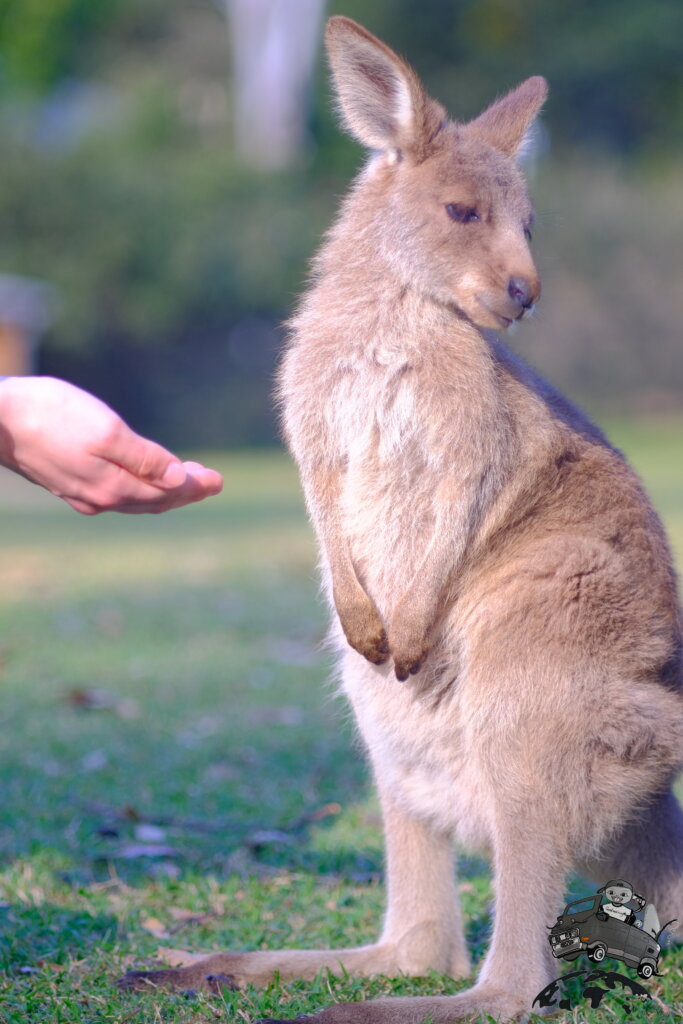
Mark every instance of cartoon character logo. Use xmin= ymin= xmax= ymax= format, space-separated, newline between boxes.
xmin=533 ymin=879 xmax=677 ymax=1013
xmin=548 ymin=878 xmax=673 ymax=978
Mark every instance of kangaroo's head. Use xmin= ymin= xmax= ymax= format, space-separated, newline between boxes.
xmin=325 ymin=16 xmax=547 ymax=331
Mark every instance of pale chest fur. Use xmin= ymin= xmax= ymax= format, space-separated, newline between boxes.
xmin=325 ymin=360 xmax=440 ymax=613
xmin=339 ymin=649 xmax=495 ymax=850
xmin=313 ymin=351 xmax=493 ymax=841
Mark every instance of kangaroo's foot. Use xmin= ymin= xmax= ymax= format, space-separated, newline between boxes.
xmin=117 ymin=942 xmax=436 ymax=994
xmin=257 ymin=983 xmax=531 ymax=1023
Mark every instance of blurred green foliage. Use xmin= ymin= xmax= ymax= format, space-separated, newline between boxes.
xmin=0 ymin=0 xmax=120 ymax=89
xmin=339 ymin=0 xmax=683 ymax=154
xmin=0 ymin=0 xmax=682 ymax=445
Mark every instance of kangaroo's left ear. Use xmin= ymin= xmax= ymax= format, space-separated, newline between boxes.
xmin=467 ymin=76 xmax=548 ymax=159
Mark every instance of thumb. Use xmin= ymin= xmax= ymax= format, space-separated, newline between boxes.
xmin=104 ymin=423 xmax=186 ymax=489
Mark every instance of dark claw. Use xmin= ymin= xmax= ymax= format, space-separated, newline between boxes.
xmin=351 ymin=631 xmax=389 ymax=665
xmin=205 ymin=973 xmax=238 ymax=992
xmin=256 ymin=1018 xmax=312 ymax=1023
xmin=117 ymin=971 xmax=155 ymax=990
xmin=394 ymin=652 xmax=427 ymax=681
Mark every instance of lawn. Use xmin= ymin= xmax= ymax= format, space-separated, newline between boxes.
xmin=0 ymin=421 xmax=682 ymax=1023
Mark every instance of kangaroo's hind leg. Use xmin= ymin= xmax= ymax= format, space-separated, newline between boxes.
xmin=118 ymin=762 xmax=468 ymax=992
xmin=259 ymin=785 xmax=574 ymax=1024
xmin=373 ymin=783 xmax=471 ymax=979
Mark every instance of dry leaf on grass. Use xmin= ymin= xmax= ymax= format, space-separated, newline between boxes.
xmin=64 ymin=687 xmax=139 ymax=719
xmin=141 ymin=917 xmax=171 ymax=939
xmin=168 ymin=907 xmax=202 ymax=922
xmin=167 ymin=907 xmax=215 ymax=931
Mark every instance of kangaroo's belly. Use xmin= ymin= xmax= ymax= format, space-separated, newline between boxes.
xmin=339 ymin=645 xmax=494 ymax=851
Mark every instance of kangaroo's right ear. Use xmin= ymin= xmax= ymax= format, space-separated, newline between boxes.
xmin=325 ymin=16 xmax=445 ymax=162
xmin=467 ymin=76 xmax=548 ymax=160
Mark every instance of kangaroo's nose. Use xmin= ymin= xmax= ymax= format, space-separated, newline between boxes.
xmin=508 ymin=276 xmax=536 ymax=311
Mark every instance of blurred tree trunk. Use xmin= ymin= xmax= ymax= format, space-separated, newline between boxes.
xmin=225 ymin=0 xmax=326 ymax=171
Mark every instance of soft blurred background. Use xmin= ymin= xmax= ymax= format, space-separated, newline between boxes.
xmin=1 ymin=0 xmax=682 ymax=445
xmin=1 ymin=4 xmax=682 ymax=1022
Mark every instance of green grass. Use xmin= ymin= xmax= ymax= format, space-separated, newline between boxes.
xmin=0 ymin=424 xmax=682 ymax=1023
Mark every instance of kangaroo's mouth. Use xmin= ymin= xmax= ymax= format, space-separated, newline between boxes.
xmin=473 ymin=295 xmax=530 ymax=330
xmin=455 ymin=286 xmax=537 ymax=332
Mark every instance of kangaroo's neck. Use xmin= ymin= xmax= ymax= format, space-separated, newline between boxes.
xmin=305 ymin=234 xmax=487 ymax=370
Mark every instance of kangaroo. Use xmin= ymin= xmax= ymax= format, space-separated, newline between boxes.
xmin=120 ymin=16 xmax=683 ymax=1022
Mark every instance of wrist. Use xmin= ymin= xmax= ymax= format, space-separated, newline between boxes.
xmin=0 ymin=375 xmax=40 ymax=472
xmin=0 ymin=375 xmax=19 ymax=469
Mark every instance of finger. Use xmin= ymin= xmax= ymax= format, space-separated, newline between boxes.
xmin=180 ymin=462 xmax=224 ymax=495
xmin=63 ymin=456 xmax=223 ymax=514
xmin=62 ymin=495 xmax=103 ymax=515
xmin=97 ymin=422 xmax=185 ymax=489
xmin=110 ymin=466 xmax=224 ymax=514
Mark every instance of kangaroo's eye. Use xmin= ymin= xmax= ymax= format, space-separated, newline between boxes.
xmin=524 ymin=226 xmax=533 ymax=242
xmin=446 ymin=203 xmax=479 ymax=224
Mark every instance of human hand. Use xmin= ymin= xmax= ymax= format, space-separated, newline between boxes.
xmin=0 ymin=376 xmax=223 ymax=514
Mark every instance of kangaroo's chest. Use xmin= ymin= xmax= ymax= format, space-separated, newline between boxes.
xmin=326 ymin=362 xmax=421 ymax=462
xmin=327 ymin=366 xmax=439 ymax=596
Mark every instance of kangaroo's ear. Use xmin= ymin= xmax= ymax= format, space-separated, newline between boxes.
xmin=467 ymin=76 xmax=548 ymax=159
xmin=325 ymin=16 xmax=445 ymax=161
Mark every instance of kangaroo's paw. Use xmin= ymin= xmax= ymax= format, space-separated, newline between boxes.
xmin=390 ymin=631 xmax=431 ymax=682
xmin=392 ymin=647 xmax=429 ymax=682
xmin=338 ymin=598 xmax=389 ymax=665
xmin=388 ymin=605 xmax=433 ymax=681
